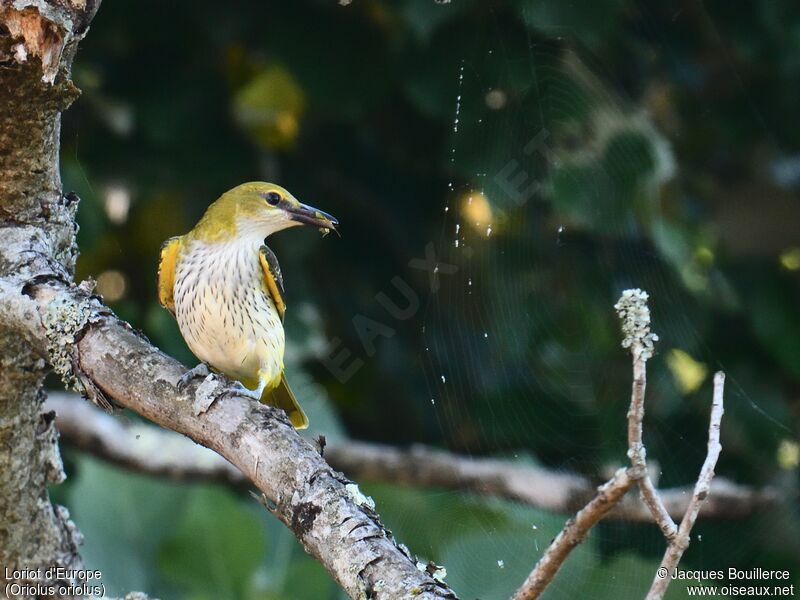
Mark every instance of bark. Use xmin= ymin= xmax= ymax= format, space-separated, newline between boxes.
xmin=0 ymin=2 xmax=455 ymax=598
xmin=1 ymin=281 xmax=455 ymax=599
xmin=0 ymin=0 xmax=99 ymax=589
xmin=646 ymin=373 xmax=726 ymax=600
xmin=512 ymin=468 xmax=637 ymax=600
xmin=46 ymin=393 xmax=778 ymax=522
xmin=514 ymin=290 xmax=728 ymax=600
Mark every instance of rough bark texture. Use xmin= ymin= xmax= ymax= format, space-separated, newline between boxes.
xmin=0 ymin=2 xmax=454 ymax=598
xmin=4 ymin=282 xmax=456 ymax=599
xmin=0 ymin=0 xmax=99 ymax=589
xmin=46 ymin=393 xmax=778 ymax=522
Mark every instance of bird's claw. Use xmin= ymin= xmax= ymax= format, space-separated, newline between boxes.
xmin=177 ymin=363 xmax=211 ymax=392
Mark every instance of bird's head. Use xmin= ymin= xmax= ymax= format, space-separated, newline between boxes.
xmin=190 ymin=182 xmax=338 ymax=242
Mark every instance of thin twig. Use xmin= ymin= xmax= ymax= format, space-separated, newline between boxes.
xmin=646 ymin=372 xmax=725 ymax=600
xmin=511 ymin=468 xmax=637 ymax=600
xmin=513 ymin=290 xmax=659 ymax=600
xmin=512 ymin=289 xmax=728 ymax=600
xmin=628 ymin=353 xmax=678 ymax=541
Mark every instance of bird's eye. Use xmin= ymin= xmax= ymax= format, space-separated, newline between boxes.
xmin=264 ymin=191 xmax=282 ymax=206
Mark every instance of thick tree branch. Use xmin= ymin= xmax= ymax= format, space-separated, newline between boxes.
xmin=0 ymin=0 xmax=100 ymax=587
xmin=0 ymin=276 xmax=456 ymax=599
xmin=45 ymin=393 xmax=776 ymax=522
xmin=0 ymin=2 xmax=454 ymax=594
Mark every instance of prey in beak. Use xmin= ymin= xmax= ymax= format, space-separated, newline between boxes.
xmin=284 ymin=202 xmax=339 ymax=236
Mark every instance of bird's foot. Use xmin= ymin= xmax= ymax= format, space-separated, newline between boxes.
xmin=234 ymin=381 xmax=260 ymax=399
xmin=177 ymin=363 xmax=211 ymax=392
xmin=217 ymin=381 xmax=259 ymax=406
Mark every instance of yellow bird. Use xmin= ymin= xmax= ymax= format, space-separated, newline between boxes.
xmin=157 ymin=182 xmax=338 ymax=429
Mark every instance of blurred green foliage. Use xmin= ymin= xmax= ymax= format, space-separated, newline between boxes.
xmin=55 ymin=0 xmax=799 ymax=598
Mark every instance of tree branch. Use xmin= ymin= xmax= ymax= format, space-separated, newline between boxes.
xmin=0 ymin=276 xmax=456 ymax=599
xmin=0 ymin=0 xmax=100 ymax=585
xmin=512 ymin=467 xmax=637 ymax=600
xmin=512 ymin=289 xmax=728 ymax=600
xmin=627 ymin=352 xmax=678 ymax=541
xmin=0 ymin=3 xmax=453 ymax=596
xmin=45 ymin=393 xmax=775 ymax=523
xmin=646 ymin=372 xmax=725 ymax=600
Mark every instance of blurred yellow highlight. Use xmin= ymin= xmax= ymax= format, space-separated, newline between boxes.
xmin=275 ymin=112 xmax=299 ymax=141
xmin=694 ymin=246 xmax=714 ymax=266
xmin=777 ymin=439 xmax=799 ymax=470
xmin=233 ymin=64 xmax=305 ymax=150
xmin=459 ymin=191 xmax=494 ymax=236
xmin=779 ymin=247 xmax=800 ymax=271
xmin=666 ymin=348 xmax=708 ymax=394
xmin=96 ymin=269 xmax=128 ymax=302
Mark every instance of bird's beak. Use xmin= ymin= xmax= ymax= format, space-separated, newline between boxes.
xmin=284 ymin=202 xmax=339 ymax=233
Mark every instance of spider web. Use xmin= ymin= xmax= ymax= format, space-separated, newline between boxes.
xmin=380 ymin=8 xmax=794 ymax=600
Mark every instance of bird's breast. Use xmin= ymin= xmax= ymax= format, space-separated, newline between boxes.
xmin=173 ymin=240 xmax=284 ymax=388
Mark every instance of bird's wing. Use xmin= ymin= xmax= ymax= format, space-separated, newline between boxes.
xmin=258 ymin=246 xmax=307 ymax=428
xmin=258 ymin=244 xmax=286 ymax=321
xmin=157 ymin=236 xmax=182 ymax=315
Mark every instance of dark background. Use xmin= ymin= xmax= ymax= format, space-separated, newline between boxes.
xmin=54 ymin=1 xmax=800 ymax=598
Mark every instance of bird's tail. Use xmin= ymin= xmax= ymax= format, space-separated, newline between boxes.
xmin=261 ymin=373 xmax=308 ymax=429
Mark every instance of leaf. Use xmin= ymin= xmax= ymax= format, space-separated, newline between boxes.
xmin=398 ymin=0 xmax=475 ymax=42
xmin=749 ymin=278 xmax=800 ymax=381
xmin=233 ymin=64 xmax=306 ymax=150
xmin=158 ymin=486 xmax=267 ymax=600
xmin=438 ymin=501 xmax=597 ymax=600
xmin=365 ymin=483 xmax=512 ymax=560
xmin=66 ymin=456 xmax=187 ymax=597
xmin=602 ymin=130 xmax=657 ymax=192
xmin=515 ymin=0 xmax=628 ymax=48
xmin=549 ymin=163 xmax=623 ymax=234
xmin=571 ymin=553 xmax=701 ymax=600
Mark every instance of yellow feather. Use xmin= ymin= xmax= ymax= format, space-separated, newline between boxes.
xmin=159 ymin=182 xmax=336 ymax=430
xmin=157 ymin=236 xmax=183 ymax=314
xmin=259 ymin=247 xmax=286 ymax=320
xmin=262 ymin=374 xmax=308 ymax=429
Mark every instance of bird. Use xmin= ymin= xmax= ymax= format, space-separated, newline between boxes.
xmin=157 ymin=182 xmax=338 ymax=429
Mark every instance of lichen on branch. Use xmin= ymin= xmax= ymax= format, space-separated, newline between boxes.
xmin=614 ymin=288 xmax=659 ymax=361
